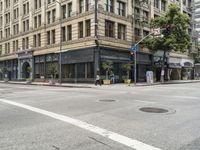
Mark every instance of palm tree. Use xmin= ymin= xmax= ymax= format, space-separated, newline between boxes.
xmin=48 ymin=63 xmax=58 ymax=84
xmin=102 ymin=60 xmax=113 ymax=80
xmin=121 ymin=63 xmax=132 ymax=80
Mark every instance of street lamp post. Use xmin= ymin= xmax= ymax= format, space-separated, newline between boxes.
xmin=94 ymin=0 xmax=100 ymax=77
xmin=56 ymin=0 xmax=62 ymax=84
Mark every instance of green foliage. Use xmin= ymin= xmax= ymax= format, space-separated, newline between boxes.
xmin=121 ymin=63 xmax=132 ymax=80
xmin=26 ymin=66 xmax=32 ymax=80
xmin=48 ymin=63 xmax=58 ymax=79
xmin=1 ymin=67 xmax=8 ymax=74
xmin=146 ymin=3 xmax=191 ymax=53
xmin=102 ymin=60 xmax=113 ymax=80
xmin=26 ymin=66 xmax=32 ymax=73
xmin=1 ymin=67 xmax=11 ymax=80
xmin=122 ymin=63 xmax=132 ymax=71
xmin=1 ymin=67 xmax=10 ymax=74
xmin=194 ymin=45 xmax=200 ymax=63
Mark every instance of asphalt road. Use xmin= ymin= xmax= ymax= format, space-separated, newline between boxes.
xmin=0 ymin=83 xmax=200 ymax=150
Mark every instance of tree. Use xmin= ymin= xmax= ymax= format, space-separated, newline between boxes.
xmin=194 ymin=44 xmax=200 ymax=63
xmin=26 ymin=66 xmax=32 ymax=78
xmin=102 ymin=60 xmax=113 ymax=80
xmin=145 ymin=3 xmax=191 ymax=81
xmin=48 ymin=63 xmax=58 ymax=79
xmin=1 ymin=67 xmax=11 ymax=81
xmin=26 ymin=66 xmax=32 ymax=83
xmin=121 ymin=63 xmax=132 ymax=80
xmin=48 ymin=63 xmax=58 ymax=85
xmin=2 ymin=67 xmax=9 ymax=75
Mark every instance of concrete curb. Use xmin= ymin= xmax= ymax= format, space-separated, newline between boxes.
xmin=134 ymin=80 xmax=200 ymax=86
xmin=0 ymin=80 xmax=200 ymax=88
xmin=134 ymin=83 xmax=161 ymax=86
xmin=163 ymin=80 xmax=200 ymax=84
xmin=0 ymin=81 xmax=92 ymax=88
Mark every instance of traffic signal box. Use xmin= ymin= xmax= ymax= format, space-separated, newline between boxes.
xmin=165 ymin=24 xmax=172 ymax=35
xmin=129 ymin=51 xmax=134 ymax=61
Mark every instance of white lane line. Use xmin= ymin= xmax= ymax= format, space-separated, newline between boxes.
xmin=134 ymin=93 xmax=199 ymax=100
xmin=0 ymin=98 xmax=161 ymax=150
xmin=134 ymin=100 xmax=155 ymax=104
xmin=172 ymin=96 xmax=199 ymax=99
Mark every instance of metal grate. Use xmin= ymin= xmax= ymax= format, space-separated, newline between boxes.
xmin=139 ymin=107 xmax=168 ymax=113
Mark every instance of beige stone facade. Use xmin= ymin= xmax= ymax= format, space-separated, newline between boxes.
xmin=0 ymin=0 xmax=197 ymax=82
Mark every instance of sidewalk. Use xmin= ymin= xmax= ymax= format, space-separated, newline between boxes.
xmin=134 ymin=80 xmax=200 ymax=86
xmin=0 ymin=80 xmax=200 ymax=88
xmin=0 ymin=81 xmax=93 ymax=88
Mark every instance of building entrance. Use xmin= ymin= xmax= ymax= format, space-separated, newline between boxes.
xmin=22 ymin=62 xmax=30 ymax=79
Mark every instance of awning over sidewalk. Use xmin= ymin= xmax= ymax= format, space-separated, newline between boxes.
xmin=167 ymin=57 xmax=182 ymax=69
xmin=181 ymin=59 xmax=194 ymax=68
xmin=168 ymin=57 xmax=194 ymax=68
xmin=168 ymin=63 xmax=182 ymax=68
xmin=195 ymin=63 xmax=200 ymax=66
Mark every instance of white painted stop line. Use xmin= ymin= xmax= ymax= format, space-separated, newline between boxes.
xmin=0 ymin=98 xmax=161 ymax=150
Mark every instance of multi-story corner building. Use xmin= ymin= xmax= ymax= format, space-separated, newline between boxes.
xmin=0 ymin=0 xmax=197 ymax=83
xmin=195 ymin=0 xmax=200 ymax=41
xmin=194 ymin=0 xmax=200 ymax=76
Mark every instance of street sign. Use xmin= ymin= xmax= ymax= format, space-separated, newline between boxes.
xmin=130 ymin=45 xmax=138 ymax=52
xmin=153 ymin=28 xmax=161 ymax=36
xmin=130 ymin=44 xmax=137 ymax=85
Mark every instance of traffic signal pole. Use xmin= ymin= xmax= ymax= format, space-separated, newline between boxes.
xmin=132 ymin=31 xmax=155 ymax=85
xmin=135 ymin=32 xmax=155 ymax=47
xmin=132 ymin=27 xmax=169 ymax=85
xmin=134 ymin=50 xmax=137 ymax=85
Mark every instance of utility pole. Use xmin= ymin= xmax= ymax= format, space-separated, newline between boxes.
xmin=131 ymin=31 xmax=156 ymax=85
xmin=94 ymin=0 xmax=99 ymax=77
xmin=134 ymin=49 xmax=137 ymax=85
xmin=131 ymin=0 xmax=147 ymax=85
xmin=56 ymin=1 xmax=62 ymax=84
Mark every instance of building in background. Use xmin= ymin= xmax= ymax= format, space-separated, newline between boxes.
xmin=195 ymin=0 xmax=200 ymax=41
xmin=0 ymin=0 xmax=197 ymax=83
xmin=161 ymin=0 xmax=197 ymax=81
xmin=194 ymin=0 xmax=200 ymax=77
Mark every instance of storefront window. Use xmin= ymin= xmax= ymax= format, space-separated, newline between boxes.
xmin=40 ymin=56 xmax=45 ymax=62
xmin=34 ymin=54 xmax=59 ymax=79
xmin=46 ymin=62 xmax=58 ymax=79
xmin=87 ymin=62 xmax=94 ymax=78
xmin=52 ymin=54 xmax=58 ymax=61
xmin=35 ymin=56 xmax=40 ymax=63
xmin=35 ymin=56 xmax=44 ymax=79
xmin=62 ymin=62 xmax=94 ymax=79
xmin=0 ymin=62 xmax=3 ymax=80
xmin=46 ymin=55 xmax=52 ymax=62
xmin=35 ymin=63 xmax=44 ymax=78
xmin=77 ymin=63 xmax=85 ymax=78
xmin=62 ymin=64 xmax=75 ymax=78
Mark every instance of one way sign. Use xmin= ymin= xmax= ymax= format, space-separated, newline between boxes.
xmin=130 ymin=45 xmax=138 ymax=52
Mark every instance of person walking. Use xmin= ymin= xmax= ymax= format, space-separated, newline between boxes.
xmin=95 ymin=74 xmax=101 ymax=86
xmin=110 ymin=71 xmax=115 ymax=84
xmin=196 ymin=73 xmax=199 ymax=80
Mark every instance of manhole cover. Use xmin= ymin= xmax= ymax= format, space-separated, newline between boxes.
xmin=139 ymin=107 xmax=168 ymax=113
xmin=99 ymin=99 xmax=116 ymax=102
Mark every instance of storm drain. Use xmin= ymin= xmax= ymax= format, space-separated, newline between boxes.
xmin=99 ymin=99 xmax=116 ymax=102
xmin=139 ymin=107 xmax=168 ymax=113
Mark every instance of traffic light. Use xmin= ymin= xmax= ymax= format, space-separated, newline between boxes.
xmin=165 ymin=24 xmax=172 ymax=35
xmin=129 ymin=51 xmax=134 ymax=61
